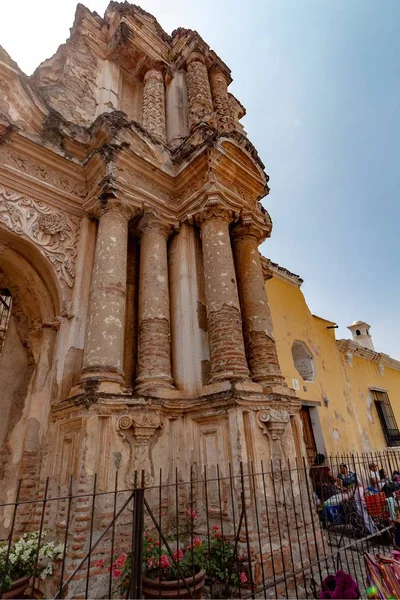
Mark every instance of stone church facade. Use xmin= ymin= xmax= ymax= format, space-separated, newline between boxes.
xmin=0 ymin=3 xmax=304 ymax=503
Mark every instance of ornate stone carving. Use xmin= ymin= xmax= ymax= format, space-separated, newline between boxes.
xmin=210 ymin=69 xmax=234 ymax=133
xmin=0 ymin=185 xmax=80 ymax=288
xmin=191 ymin=199 xmax=236 ymax=227
xmin=231 ymin=220 xmax=268 ymax=243
xmin=143 ymin=69 xmax=166 ymax=142
xmin=175 ymin=173 xmax=207 ymax=205
xmin=117 ymin=412 xmax=163 ymax=486
xmin=258 ymin=409 xmax=290 ymax=489
xmin=136 ymin=212 xmax=175 ymax=239
xmin=0 ymin=147 xmax=86 ymax=198
xmin=258 ymin=409 xmax=290 ymax=441
xmin=186 ymin=52 xmax=214 ymax=130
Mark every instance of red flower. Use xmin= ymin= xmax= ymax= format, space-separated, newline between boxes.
xmin=96 ymin=558 xmax=105 ymax=568
xmin=112 ymin=568 xmax=122 ymax=579
xmin=239 ymin=572 xmax=248 ymax=584
xmin=160 ymin=554 xmax=171 ymax=569
xmin=187 ymin=509 xmax=198 ymax=520
xmin=212 ymin=525 xmax=219 ymax=531
xmin=173 ymin=548 xmax=184 ymax=562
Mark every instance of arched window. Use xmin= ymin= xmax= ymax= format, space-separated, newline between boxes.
xmin=0 ymin=288 xmax=12 ymax=357
xmin=356 ymin=329 xmax=361 ymax=336
xmin=291 ymin=341 xmax=316 ymax=382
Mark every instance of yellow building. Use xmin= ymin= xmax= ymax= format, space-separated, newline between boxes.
xmin=264 ymin=258 xmax=400 ymax=459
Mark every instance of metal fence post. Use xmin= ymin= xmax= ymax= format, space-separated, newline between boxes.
xmin=129 ymin=487 xmax=145 ymax=599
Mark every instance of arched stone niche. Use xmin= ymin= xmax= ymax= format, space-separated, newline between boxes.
xmin=0 ymin=227 xmax=62 ymax=517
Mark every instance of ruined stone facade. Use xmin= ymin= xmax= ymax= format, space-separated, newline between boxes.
xmin=0 ymin=2 xmax=304 ymax=504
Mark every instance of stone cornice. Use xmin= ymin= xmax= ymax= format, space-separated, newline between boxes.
xmin=261 ymin=257 xmax=304 ymax=287
xmin=337 ymin=339 xmax=400 ymax=372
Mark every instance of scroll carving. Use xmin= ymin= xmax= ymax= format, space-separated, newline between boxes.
xmin=0 ymin=186 xmax=80 ymax=288
xmin=258 ymin=409 xmax=290 ymax=488
xmin=117 ymin=412 xmax=162 ymax=486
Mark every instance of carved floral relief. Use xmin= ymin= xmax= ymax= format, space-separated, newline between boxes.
xmin=0 ymin=185 xmax=80 ymax=288
xmin=0 ymin=147 xmax=87 ymax=198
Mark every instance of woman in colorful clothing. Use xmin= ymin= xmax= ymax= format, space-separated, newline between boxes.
xmin=337 ymin=464 xmax=356 ymax=489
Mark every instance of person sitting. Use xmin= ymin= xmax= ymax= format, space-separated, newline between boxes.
xmin=368 ymin=462 xmax=384 ymax=490
xmin=392 ymin=471 xmax=400 ymax=491
xmin=379 ymin=468 xmax=397 ymax=498
xmin=310 ymin=453 xmax=337 ymax=503
xmin=337 ymin=464 xmax=356 ymax=489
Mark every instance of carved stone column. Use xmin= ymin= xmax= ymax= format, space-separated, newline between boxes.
xmin=186 ymin=52 xmax=213 ymax=130
xmin=135 ymin=214 xmax=174 ymax=393
xmin=209 ymin=68 xmax=234 ymax=132
xmin=143 ymin=69 xmax=166 ymax=143
xmin=81 ymin=201 xmax=133 ymax=385
xmin=195 ymin=206 xmax=250 ymax=383
xmin=232 ymin=223 xmax=285 ymax=386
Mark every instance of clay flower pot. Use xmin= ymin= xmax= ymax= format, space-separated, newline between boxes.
xmin=1 ymin=575 xmax=31 ymax=599
xmin=143 ymin=569 xmax=206 ymax=599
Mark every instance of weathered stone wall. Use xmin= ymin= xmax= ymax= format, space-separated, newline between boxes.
xmin=0 ymin=2 xmax=302 ymax=541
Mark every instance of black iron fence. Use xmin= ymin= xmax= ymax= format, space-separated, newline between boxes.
xmin=1 ymin=451 xmax=400 ymax=599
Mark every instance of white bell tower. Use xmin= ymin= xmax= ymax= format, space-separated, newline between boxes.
xmin=347 ymin=320 xmax=375 ymax=351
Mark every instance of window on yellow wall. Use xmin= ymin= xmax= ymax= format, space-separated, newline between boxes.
xmin=372 ymin=390 xmax=400 ymax=447
xmin=291 ymin=341 xmax=316 ymax=382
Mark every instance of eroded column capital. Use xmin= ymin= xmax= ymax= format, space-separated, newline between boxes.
xmin=231 ymin=214 xmax=272 ymax=242
xmin=231 ymin=223 xmax=265 ymax=243
xmin=192 ymin=204 xmax=235 ymax=227
xmin=136 ymin=213 xmax=175 ymax=240
xmin=144 ymin=68 xmax=164 ymax=83
xmin=186 ymin=50 xmax=207 ymax=67
xmin=88 ymin=198 xmax=139 ymax=221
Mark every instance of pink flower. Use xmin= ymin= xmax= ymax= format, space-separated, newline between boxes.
xmin=96 ymin=558 xmax=105 ymax=568
xmin=112 ymin=568 xmax=122 ymax=579
xmin=160 ymin=554 xmax=171 ymax=569
xmin=148 ymin=557 xmax=156 ymax=568
xmin=239 ymin=572 xmax=248 ymax=584
xmin=212 ymin=525 xmax=219 ymax=531
xmin=187 ymin=509 xmax=198 ymax=520
xmin=238 ymin=554 xmax=244 ymax=561
xmin=174 ymin=548 xmax=184 ymax=562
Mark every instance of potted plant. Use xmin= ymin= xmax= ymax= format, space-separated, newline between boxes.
xmin=101 ymin=515 xmax=249 ymax=599
xmin=0 ymin=531 xmax=64 ymax=599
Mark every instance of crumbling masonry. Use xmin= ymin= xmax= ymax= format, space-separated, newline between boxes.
xmin=0 ymin=3 xmax=306 ymax=511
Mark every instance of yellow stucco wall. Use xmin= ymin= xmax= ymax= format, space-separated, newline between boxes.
xmin=266 ymin=274 xmax=400 ymax=455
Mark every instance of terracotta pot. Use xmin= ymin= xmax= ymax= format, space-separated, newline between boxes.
xmin=2 ymin=575 xmax=31 ymax=599
xmin=143 ymin=569 xmax=206 ymax=599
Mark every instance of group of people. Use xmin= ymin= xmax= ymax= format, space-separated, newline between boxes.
xmin=309 ymin=454 xmax=400 ymax=533
xmin=310 ymin=453 xmax=400 ymax=503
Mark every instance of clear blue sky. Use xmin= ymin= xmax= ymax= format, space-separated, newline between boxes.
xmin=1 ymin=0 xmax=399 ymax=357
